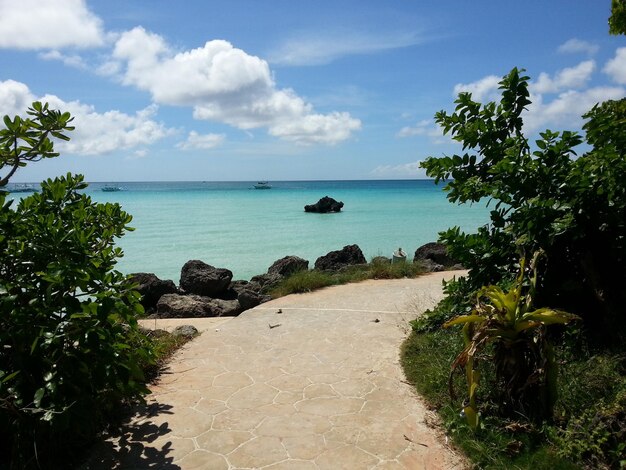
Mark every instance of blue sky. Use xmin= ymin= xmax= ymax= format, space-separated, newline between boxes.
xmin=1 ymin=0 xmax=625 ymax=182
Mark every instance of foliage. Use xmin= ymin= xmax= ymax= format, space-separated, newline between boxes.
xmin=401 ymin=329 xmax=579 ymax=469
xmin=609 ymin=0 xmax=626 ymax=35
xmin=421 ymin=68 xmax=626 ymax=341
xmin=0 ymin=174 xmax=154 ymax=468
xmin=0 ymin=103 xmax=154 ymax=468
xmin=0 ymin=101 xmax=74 ymax=186
xmin=444 ymin=255 xmax=579 ymax=429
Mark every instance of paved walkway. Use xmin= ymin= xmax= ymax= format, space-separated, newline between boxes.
xmin=85 ymin=271 xmax=466 ymax=469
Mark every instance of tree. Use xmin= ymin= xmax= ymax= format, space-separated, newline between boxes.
xmin=421 ymin=68 xmax=626 ymax=340
xmin=0 ymin=104 xmax=153 ymax=468
xmin=609 ymin=0 xmax=626 ymax=35
xmin=0 ymin=101 xmax=74 ymax=186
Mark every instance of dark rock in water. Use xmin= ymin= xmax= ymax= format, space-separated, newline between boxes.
xmin=314 ymin=244 xmax=367 ymax=271
xmin=129 ymin=272 xmax=178 ymax=312
xmin=171 ymin=324 xmax=198 ymax=338
xmin=180 ymin=260 xmax=233 ymax=297
xmin=238 ymin=289 xmax=272 ymax=310
xmin=155 ymin=294 xmax=240 ymax=318
xmin=413 ymin=242 xmax=460 ymax=268
xmin=304 ymin=196 xmax=344 ymax=213
xmin=268 ymin=256 xmax=309 ymax=277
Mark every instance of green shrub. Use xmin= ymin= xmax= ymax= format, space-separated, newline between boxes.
xmin=421 ymin=68 xmax=626 ymax=342
xmin=0 ymin=174 xmax=154 ymax=468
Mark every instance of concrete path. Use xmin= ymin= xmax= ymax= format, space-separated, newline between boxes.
xmin=85 ymin=271 xmax=466 ymax=470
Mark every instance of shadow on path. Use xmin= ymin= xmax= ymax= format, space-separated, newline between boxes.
xmin=81 ymin=402 xmax=180 ymax=470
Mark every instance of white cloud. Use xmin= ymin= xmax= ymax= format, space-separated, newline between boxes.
xmin=558 ymin=38 xmax=599 ymax=55
xmin=0 ymin=0 xmax=104 ymax=49
xmin=39 ymin=50 xmax=88 ymax=69
xmin=0 ymin=79 xmax=173 ymax=155
xmin=453 ymin=75 xmax=500 ymax=102
xmin=524 ymin=86 xmax=625 ymax=133
xmin=110 ymin=27 xmax=360 ymax=145
xmin=371 ymin=161 xmax=427 ymax=178
xmin=269 ymin=30 xmax=423 ymax=66
xmin=603 ymin=47 xmax=626 ymax=84
xmin=177 ymin=131 xmax=225 ymax=150
xmin=397 ymin=119 xmax=440 ymax=138
xmin=532 ymin=60 xmax=595 ymax=94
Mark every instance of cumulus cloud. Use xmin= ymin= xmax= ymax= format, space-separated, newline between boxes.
xmin=525 ymin=86 xmax=625 ymax=133
xmin=371 ymin=161 xmax=427 ymax=178
xmin=603 ymin=47 xmax=626 ymax=84
xmin=109 ymin=27 xmax=360 ymax=145
xmin=0 ymin=0 xmax=104 ymax=49
xmin=39 ymin=50 xmax=88 ymax=69
xmin=453 ymin=75 xmax=500 ymax=102
xmin=269 ymin=30 xmax=423 ymax=66
xmin=397 ymin=119 xmax=441 ymax=138
xmin=177 ymin=131 xmax=225 ymax=150
xmin=444 ymin=62 xmax=625 ymax=136
xmin=532 ymin=60 xmax=595 ymax=94
xmin=558 ymin=38 xmax=599 ymax=55
xmin=0 ymin=79 xmax=173 ymax=155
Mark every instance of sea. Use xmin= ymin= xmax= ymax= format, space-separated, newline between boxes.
xmin=10 ymin=180 xmax=491 ymax=282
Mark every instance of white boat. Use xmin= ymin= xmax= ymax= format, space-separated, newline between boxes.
xmin=253 ymin=181 xmax=272 ymax=189
xmin=101 ymin=184 xmax=123 ymax=192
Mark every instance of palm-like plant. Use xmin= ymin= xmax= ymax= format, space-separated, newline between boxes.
xmin=444 ymin=252 xmax=580 ymax=429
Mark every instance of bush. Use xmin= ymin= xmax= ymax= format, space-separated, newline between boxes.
xmin=0 ymin=174 xmax=154 ymax=468
xmin=421 ymin=68 xmax=626 ymax=342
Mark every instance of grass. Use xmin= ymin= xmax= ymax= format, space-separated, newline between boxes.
xmin=269 ymin=258 xmax=426 ymax=297
xmin=139 ymin=328 xmax=198 ymax=383
xmin=401 ymin=326 xmax=626 ymax=469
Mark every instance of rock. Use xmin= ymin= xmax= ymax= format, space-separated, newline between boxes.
xmin=415 ymin=258 xmax=444 ymax=272
xmin=238 ymin=289 xmax=272 ymax=310
xmin=218 ymin=280 xmax=251 ymax=300
xmin=171 ymin=324 xmax=198 ymax=339
xmin=267 ymin=256 xmax=309 ymax=277
xmin=155 ymin=294 xmax=240 ymax=318
xmin=250 ymin=272 xmax=283 ymax=292
xmin=413 ymin=242 xmax=460 ymax=268
xmin=179 ymin=260 xmax=233 ymax=297
xmin=304 ymin=196 xmax=344 ymax=213
xmin=314 ymin=244 xmax=367 ymax=271
xmin=129 ymin=272 xmax=178 ymax=312
xmin=371 ymin=256 xmax=391 ymax=264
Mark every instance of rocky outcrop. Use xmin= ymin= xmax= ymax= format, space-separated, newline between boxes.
xmin=268 ymin=256 xmax=309 ymax=277
xmin=129 ymin=272 xmax=178 ymax=312
xmin=314 ymin=244 xmax=367 ymax=271
xmin=180 ymin=260 xmax=233 ymax=297
xmin=155 ymin=293 xmax=240 ymax=318
xmin=304 ymin=196 xmax=344 ymax=213
xmin=249 ymin=272 xmax=283 ymax=292
xmin=413 ymin=242 xmax=462 ymax=271
xmin=238 ymin=289 xmax=272 ymax=310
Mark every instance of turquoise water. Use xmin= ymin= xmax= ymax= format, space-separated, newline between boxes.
xmin=17 ymin=180 xmax=491 ymax=282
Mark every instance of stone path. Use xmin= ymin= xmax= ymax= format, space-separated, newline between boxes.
xmin=85 ymin=271 xmax=466 ymax=469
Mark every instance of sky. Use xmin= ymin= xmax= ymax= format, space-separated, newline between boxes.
xmin=1 ymin=0 xmax=625 ymax=182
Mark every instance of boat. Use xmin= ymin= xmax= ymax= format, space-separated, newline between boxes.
xmin=101 ymin=184 xmax=123 ymax=192
xmin=9 ymin=183 xmax=38 ymax=193
xmin=253 ymin=181 xmax=272 ymax=189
